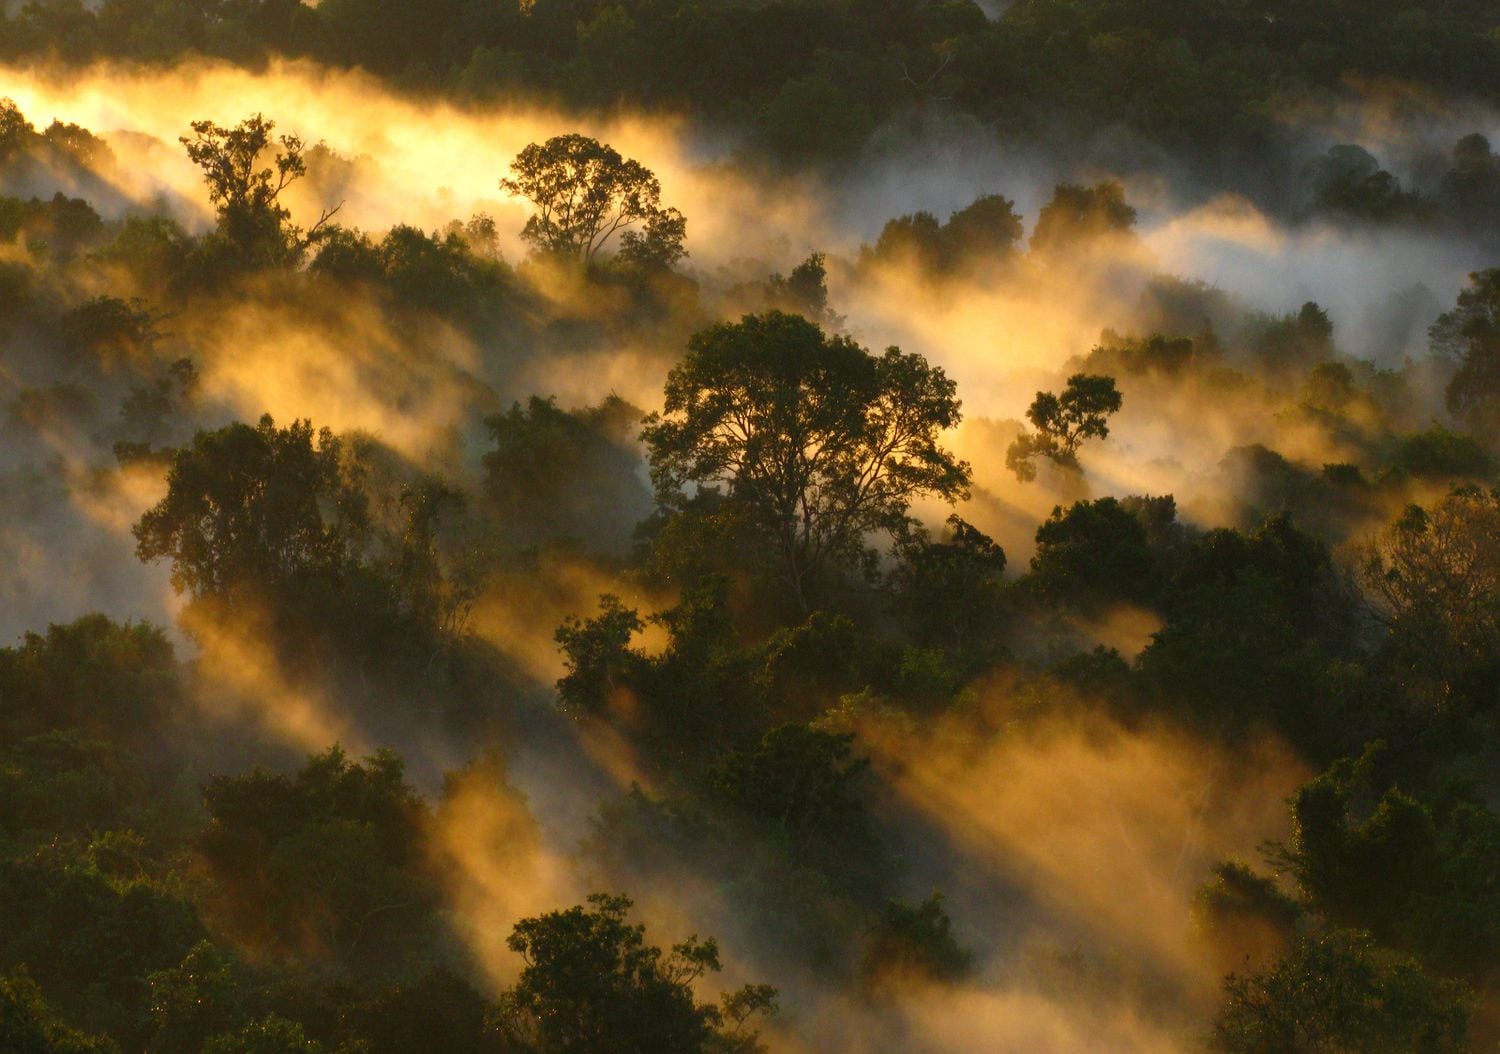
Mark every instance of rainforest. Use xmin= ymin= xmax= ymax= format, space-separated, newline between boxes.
xmin=1 ymin=1 xmax=1499 ymax=1051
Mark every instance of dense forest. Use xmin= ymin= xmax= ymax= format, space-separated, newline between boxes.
xmin=1 ymin=1 xmax=1499 ymax=1051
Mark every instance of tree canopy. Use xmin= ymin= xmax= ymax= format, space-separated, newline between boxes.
xmin=493 ymin=894 xmax=775 ymax=1054
xmin=180 ymin=114 xmax=338 ymax=268
xmin=642 ymin=311 xmax=969 ymax=610
xmin=500 ymin=134 xmax=685 ymax=268
xmin=1006 ymin=373 xmax=1122 ymax=481
xmin=133 ymin=415 xmax=366 ymax=599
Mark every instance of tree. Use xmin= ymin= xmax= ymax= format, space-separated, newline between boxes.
xmin=180 ymin=114 xmax=338 ymax=267
xmin=890 ymin=515 xmax=1007 ymax=657
xmin=860 ymin=893 xmax=973 ymax=988
xmin=1029 ymin=181 xmax=1136 ymax=253
xmin=1137 ymin=515 xmax=1356 ymax=752
xmin=1192 ymin=862 xmax=1300 ymax=976
xmin=0 ymin=98 xmax=38 ymax=162
xmin=941 ymin=193 xmax=1025 ymax=264
xmin=1302 ymin=144 xmax=1425 ymax=223
xmin=1213 ymin=931 xmax=1470 ymax=1054
xmin=133 ymin=415 xmax=368 ymax=599
xmin=869 ymin=194 xmax=1024 ymax=275
xmin=482 ymin=395 xmax=651 ymax=550
xmin=1432 ymin=270 xmax=1500 ymax=433
xmin=552 ymin=581 xmax=766 ymax=766
xmin=144 ymin=942 xmax=246 ymax=1054
xmin=0 ymin=968 xmax=116 ymax=1054
xmin=0 ymin=614 xmax=182 ymax=744
xmin=1439 ymin=134 xmax=1500 ymax=233
xmin=553 ymin=595 xmax=647 ymax=716
xmin=1005 ymin=373 xmax=1121 ymax=481
xmin=642 ymin=311 xmax=970 ymax=611
xmin=1253 ymin=302 xmax=1335 ymax=374
xmin=763 ymin=252 xmax=839 ymax=328
xmin=1268 ymin=753 xmax=1500 ymax=976
xmin=500 ymin=134 xmax=685 ymax=266
xmin=202 ymin=1016 xmax=330 ymax=1054
xmin=1026 ymin=497 xmax=1153 ymax=606
xmin=1356 ymin=488 xmax=1500 ymax=703
xmin=195 ymin=747 xmax=433 ymax=967
xmin=706 ymin=724 xmax=888 ymax=897
xmin=493 ymin=894 xmax=775 ymax=1054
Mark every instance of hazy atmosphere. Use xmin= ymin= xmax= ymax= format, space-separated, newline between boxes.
xmin=1 ymin=3 xmax=1498 ymax=1052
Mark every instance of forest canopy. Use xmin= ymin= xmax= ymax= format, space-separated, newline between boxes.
xmin=1 ymin=2 xmax=1500 ymax=1051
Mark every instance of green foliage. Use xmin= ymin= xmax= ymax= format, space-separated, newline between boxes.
xmin=1006 ymin=373 xmax=1122 ymax=481
xmin=860 ymin=893 xmax=973 ymax=987
xmin=1192 ymin=862 xmax=1300 ymax=974
xmin=195 ymin=747 xmax=435 ymax=969
xmin=145 ymin=941 xmax=246 ymax=1054
xmin=179 ymin=114 xmax=338 ymax=269
xmin=762 ymin=252 xmax=839 ymax=328
xmin=754 ymin=75 xmax=873 ymax=166
xmin=1028 ymin=182 xmax=1136 ymax=253
xmin=0 ymin=614 xmax=182 ymax=744
xmin=483 ymin=395 xmax=651 ymax=550
xmin=494 ymin=894 xmax=774 ymax=1054
xmin=1082 ymin=332 xmax=1201 ymax=378
xmin=1440 ymin=135 xmax=1500 ymax=233
xmin=0 ymin=843 xmax=204 ymax=1037
xmin=134 ymin=415 xmax=368 ymax=599
xmin=555 ymin=581 xmax=766 ymax=765
xmin=0 ymin=193 xmax=104 ymax=262
xmin=870 ymin=193 xmax=1023 ymax=274
xmin=1302 ymin=144 xmax=1428 ymax=224
xmin=1212 ymin=930 xmax=1471 ymax=1054
xmin=1434 ymin=269 xmax=1500 ymax=434
xmin=1356 ymin=488 xmax=1500 ymax=709
xmin=202 ymin=1015 xmax=331 ymax=1054
xmin=59 ymin=296 xmax=157 ymax=367
xmin=554 ymin=594 xmax=648 ymax=716
xmin=1027 ymin=497 xmax=1154 ymax=608
xmin=0 ymin=98 xmax=38 ymax=161
xmin=0 ymin=969 xmax=117 ymax=1054
xmin=0 ymin=732 xmax=147 ymax=844
xmin=1138 ymin=515 xmax=1356 ymax=752
xmin=500 ymin=134 xmax=685 ymax=267
xmin=336 ymin=969 xmax=494 ymax=1054
xmin=1251 ymin=302 xmax=1335 ymax=374
xmin=1274 ymin=755 xmax=1500 ymax=976
xmin=88 ymin=216 xmax=190 ymax=290
xmin=889 ymin=515 xmax=1007 ymax=659
xmin=643 ymin=311 xmax=969 ymax=610
xmin=707 ymin=724 xmax=887 ymax=898
xmin=1384 ymin=427 xmax=1494 ymax=482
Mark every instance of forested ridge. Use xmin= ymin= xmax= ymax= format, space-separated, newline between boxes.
xmin=1 ymin=2 xmax=1499 ymax=1051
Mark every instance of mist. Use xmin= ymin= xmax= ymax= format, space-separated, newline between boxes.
xmin=1 ymin=15 xmax=1498 ymax=1053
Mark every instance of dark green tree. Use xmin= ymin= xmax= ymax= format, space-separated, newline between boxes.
xmin=890 ymin=515 xmax=1007 ymax=657
xmin=0 ymin=969 xmax=115 ymax=1054
xmin=500 ymin=134 xmax=685 ymax=267
xmin=860 ymin=893 xmax=973 ymax=988
xmin=1213 ymin=931 xmax=1470 ymax=1054
xmin=1432 ymin=270 xmax=1500 ymax=435
xmin=180 ymin=114 xmax=338 ymax=267
xmin=133 ymin=415 xmax=368 ymax=599
xmin=493 ymin=894 xmax=775 ymax=1054
xmin=1027 ymin=497 xmax=1154 ymax=607
xmin=194 ymin=747 xmax=434 ymax=968
xmin=642 ymin=312 xmax=969 ymax=611
xmin=483 ymin=395 xmax=651 ymax=550
xmin=1029 ymin=181 xmax=1136 ymax=253
xmin=1006 ymin=374 xmax=1122 ymax=481
xmin=706 ymin=724 xmax=887 ymax=897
